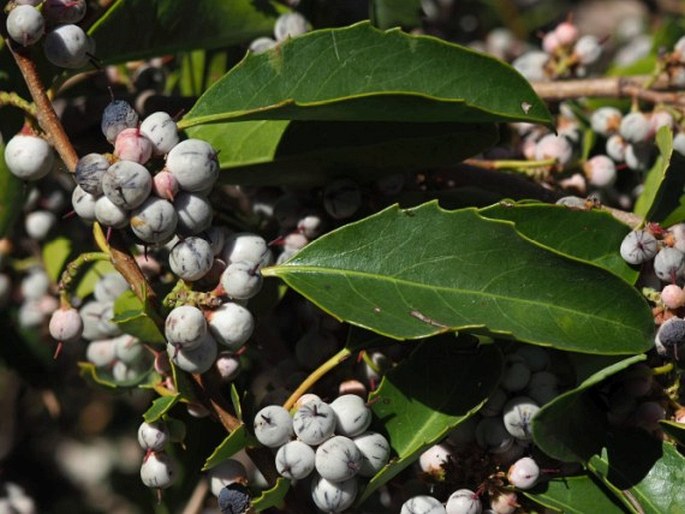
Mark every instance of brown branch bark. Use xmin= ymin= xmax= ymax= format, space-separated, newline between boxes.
xmin=7 ymin=41 xmax=79 ymax=172
xmin=531 ymin=75 xmax=685 ymax=105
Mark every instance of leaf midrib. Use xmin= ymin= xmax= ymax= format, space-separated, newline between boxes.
xmin=273 ymin=265 xmax=648 ymax=334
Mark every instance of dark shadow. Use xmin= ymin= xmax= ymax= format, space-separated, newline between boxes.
xmin=603 ymin=428 xmax=663 ymax=489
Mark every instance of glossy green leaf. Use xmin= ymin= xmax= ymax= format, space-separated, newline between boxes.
xmin=660 ymin=420 xmax=685 ymax=447
xmin=74 ymin=259 xmax=115 ymax=299
xmin=0 ymin=139 xmax=24 ymax=238
xmin=180 ymin=22 xmax=552 ymax=128
xmin=526 ymin=473 xmax=629 ymax=514
xmin=89 ymin=0 xmax=285 ymax=64
xmin=112 ymin=290 xmax=165 ymax=344
xmin=42 ymin=237 xmax=73 ymax=283
xmin=202 ymin=424 xmax=249 ymax=471
xmin=634 ymin=127 xmax=685 ymax=224
xmin=370 ymin=0 xmax=422 ymax=29
xmin=253 ymin=477 xmax=291 ymax=512
xmin=359 ymin=338 xmax=503 ymax=503
xmin=532 ymin=354 xmax=646 ymax=463
xmin=263 ymin=202 xmax=654 ymax=354
xmin=187 ymin=121 xmax=497 ymax=187
xmin=480 ymin=202 xmax=637 ymax=283
xmin=588 ymin=435 xmax=685 ymax=514
xmin=143 ymin=394 xmax=180 ymax=423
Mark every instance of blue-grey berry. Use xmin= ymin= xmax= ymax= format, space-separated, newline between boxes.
xmin=218 ymin=483 xmax=251 ymax=514
xmin=75 ymin=153 xmax=109 ymax=195
xmin=101 ymin=100 xmax=138 ymax=144
xmin=101 ymin=160 xmax=152 ymax=210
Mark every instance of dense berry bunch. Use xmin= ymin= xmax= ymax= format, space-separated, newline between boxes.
xmin=250 ymin=393 xmax=390 ymax=512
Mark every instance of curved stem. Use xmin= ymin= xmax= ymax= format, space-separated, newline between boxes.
xmin=283 ymin=347 xmax=353 ymax=411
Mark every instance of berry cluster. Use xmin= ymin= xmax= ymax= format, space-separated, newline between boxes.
xmin=252 ymin=394 xmax=391 ymax=512
xmin=620 ymin=223 xmax=685 ymax=358
xmin=5 ymin=0 xmax=95 ymax=69
xmin=395 ymin=345 xmax=566 ymax=513
xmin=137 ymin=420 xmax=180 ymax=490
xmin=78 ymin=271 xmax=151 ymax=380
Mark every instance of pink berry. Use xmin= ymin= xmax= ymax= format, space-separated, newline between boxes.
xmin=553 ymin=21 xmax=579 ymax=46
xmin=114 ymin=128 xmax=153 ymax=164
xmin=542 ymin=32 xmax=560 ymax=54
xmin=661 ymin=284 xmax=685 ymax=309
xmin=151 ymin=170 xmax=179 ymax=201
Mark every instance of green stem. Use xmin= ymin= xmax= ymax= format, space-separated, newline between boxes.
xmin=58 ymin=251 xmax=110 ymax=295
xmin=652 ymin=362 xmax=674 ymax=376
xmin=283 ymin=347 xmax=353 ymax=411
xmin=464 ymin=158 xmax=557 ymax=171
xmin=0 ymin=91 xmax=36 ymax=117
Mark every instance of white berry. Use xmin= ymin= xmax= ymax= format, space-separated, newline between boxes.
xmin=206 ymin=302 xmax=254 ymax=351
xmin=401 ymin=495 xmax=447 ymax=514
xmin=253 ymin=405 xmax=293 ymax=448
xmin=140 ymin=112 xmax=179 ymax=156
xmin=446 ymin=489 xmax=482 ymax=514
xmin=140 ymin=452 xmax=177 ymax=489
xmin=353 ymin=431 xmax=390 ymax=477
xmin=275 ymin=440 xmax=316 ymax=480
xmin=220 ymin=260 xmax=263 ymax=300
xmin=293 ymin=398 xmax=336 ymax=446
xmin=502 ymin=396 xmax=540 ymax=441
xmin=168 ymin=236 xmax=214 ymax=282
xmin=166 ymin=332 xmax=217 ymax=374
xmin=330 ymin=394 xmax=372 ymax=437
xmin=315 ymin=435 xmax=362 ymax=482
xmin=165 ymin=305 xmax=207 ymax=350
xmin=43 ymin=23 xmax=93 ymax=69
xmin=6 ymin=5 xmax=45 ymax=46
xmin=4 ymin=135 xmax=54 ymax=181
xmin=165 ymin=139 xmax=218 ymax=193
xmin=138 ymin=421 xmax=169 ymax=452
xmin=507 ymin=456 xmax=540 ymax=490
xmin=310 ymin=475 xmax=358 ymax=513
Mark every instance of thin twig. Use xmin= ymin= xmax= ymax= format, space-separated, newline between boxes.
xmin=6 ymin=40 xmax=78 ymax=171
xmin=282 ymin=348 xmax=353 ymax=411
xmin=531 ymin=75 xmax=685 ymax=105
xmin=181 ymin=478 xmax=209 ymax=514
